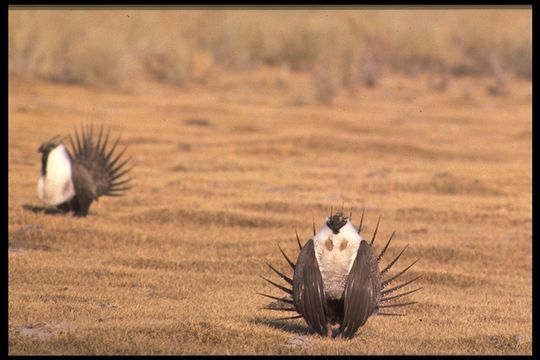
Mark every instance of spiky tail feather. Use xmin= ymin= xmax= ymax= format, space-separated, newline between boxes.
xmin=362 ymin=211 xmax=422 ymax=315
xmin=259 ymin=209 xmax=422 ymax=333
xmin=68 ymin=124 xmax=133 ymax=198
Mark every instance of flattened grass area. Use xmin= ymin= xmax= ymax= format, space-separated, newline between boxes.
xmin=8 ymin=71 xmax=531 ymax=354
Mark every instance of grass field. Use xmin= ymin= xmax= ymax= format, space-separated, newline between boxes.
xmin=8 ymin=65 xmax=532 ymax=354
xmin=7 ymin=8 xmax=532 ymax=354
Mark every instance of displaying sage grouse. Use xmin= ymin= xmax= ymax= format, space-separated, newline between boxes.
xmin=37 ymin=125 xmax=133 ymax=216
xmin=259 ymin=210 xmax=421 ymax=339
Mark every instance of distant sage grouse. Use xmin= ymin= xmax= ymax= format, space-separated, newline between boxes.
xmin=37 ymin=125 xmax=133 ymax=217
xmin=259 ymin=209 xmax=421 ymax=338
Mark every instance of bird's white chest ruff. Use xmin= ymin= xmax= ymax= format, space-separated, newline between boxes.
xmin=37 ymin=145 xmax=75 ymax=206
xmin=314 ymin=220 xmax=364 ymax=299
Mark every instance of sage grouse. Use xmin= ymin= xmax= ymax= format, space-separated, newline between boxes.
xmin=37 ymin=125 xmax=133 ymax=216
xmin=259 ymin=210 xmax=421 ymax=339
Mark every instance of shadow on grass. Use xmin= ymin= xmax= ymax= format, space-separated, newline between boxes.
xmin=251 ymin=316 xmax=311 ymax=336
xmin=22 ymin=204 xmax=67 ymax=216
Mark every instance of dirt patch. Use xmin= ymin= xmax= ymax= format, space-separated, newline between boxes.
xmin=283 ymin=335 xmax=313 ymax=349
xmin=17 ymin=322 xmax=73 ymax=340
xmin=401 ymin=173 xmax=505 ymax=196
xmin=184 ymin=118 xmax=212 ymax=127
xmin=126 ymin=208 xmax=285 ymax=228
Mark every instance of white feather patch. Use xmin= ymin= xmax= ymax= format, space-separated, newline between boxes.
xmin=37 ymin=144 xmax=75 ymax=205
xmin=313 ymin=219 xmax=364 ymax=299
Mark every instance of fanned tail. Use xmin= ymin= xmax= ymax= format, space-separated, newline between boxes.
xmin=258 ymin=239 xmax=300 ymax=318
xmin=370 ymin=215 xmax=422 ymax=315
xmin=68 ymin=124 xmax=134 ymax=198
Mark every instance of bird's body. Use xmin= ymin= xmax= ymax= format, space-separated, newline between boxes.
xmin=37 ymin=144 xmax=75 ymax=206
xmin=260 ymin=210 xmax=421 ymax=339
xmin=37 ymin=125 xmax=133 ymax=216
xmin=313 ymin=220 xmax=362 ymax=300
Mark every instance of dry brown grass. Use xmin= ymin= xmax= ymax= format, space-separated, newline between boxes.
xmin=8 ymin=64 xmax=531 ymax=354
xmin=9 ymin=8 xmax=531 ymax=100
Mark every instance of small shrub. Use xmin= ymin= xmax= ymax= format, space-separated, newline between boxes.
xmin=144 ymin=43 xmax=192 ymax=86
xmin=51 ymin=28 xmax=133 ymax=86
xmin=313 ymin=57 xmax=341 ymax=104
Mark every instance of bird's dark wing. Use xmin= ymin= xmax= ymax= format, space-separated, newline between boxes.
xmin=292 ymin=239 xmax=328 ymax=336
xmin=340 ymin=240 xmax=380 ymax=338
xmin=70 ymin=162 xmax=98 ymax=216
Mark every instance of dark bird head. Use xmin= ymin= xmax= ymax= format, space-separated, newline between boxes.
xmin=38 ymin=142 xmax=57 ymax=154
xmin=38 ymin=135 xmax=66 ymax=154
xmin=326 ymin=212 xmax=348 ymax=234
